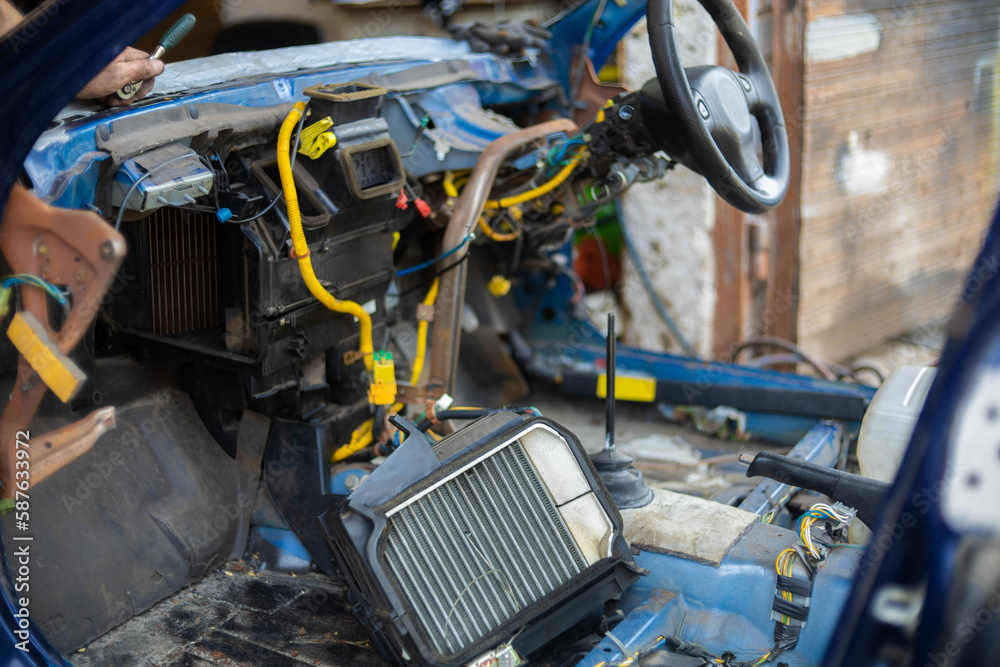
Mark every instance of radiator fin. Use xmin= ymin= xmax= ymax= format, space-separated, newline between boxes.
xmin=384 ymin=441 xmax=586 ymax=656
xmin=149 ymin=209 xmax=219 ymax=336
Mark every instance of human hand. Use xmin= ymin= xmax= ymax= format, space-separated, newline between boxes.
xmin=76 ymin=47 xmax=165 ymax=106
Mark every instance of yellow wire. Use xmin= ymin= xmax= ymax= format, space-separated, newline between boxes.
xmin=278 ymin=103 xmax=374 ymax=372
xmin=331 ymin=418 xmax=375 ymax=462
xmin=445 ymin=157 xmax=581 ymax=215
xmin=775 ymin=548 xmax=796 ymax=576
xmin=477 ymin=215 xmax=521 ymax=242
xmin=775 ymin=547 xmax=798 ymax=625
xmin=445 ymin=172 xmax=521 ymax=241
xmin=483 ymin=159 xmax=581 ymax=210
xmin=443 ymin=170 xmax=462 ymax=198
xmin=389 ymin=278 xmax=440 ymax=415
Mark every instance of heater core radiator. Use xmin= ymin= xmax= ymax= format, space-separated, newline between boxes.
xmin=327 ymin=415 xmax=639 ymax=667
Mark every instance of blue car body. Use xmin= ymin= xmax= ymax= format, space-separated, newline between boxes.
xmin=1 ymin=1 xmax=998 ymax=665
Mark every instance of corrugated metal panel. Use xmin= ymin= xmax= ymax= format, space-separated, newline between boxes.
xmin=797 ymin=0 xmax=1000 ymax=361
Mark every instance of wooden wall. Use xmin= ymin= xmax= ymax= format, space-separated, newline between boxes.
xmin=794 ymin=0 xmax=1000 ymax=361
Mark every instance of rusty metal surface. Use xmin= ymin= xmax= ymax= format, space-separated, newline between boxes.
xmin=31 ymin=407 xmax=115 ymax=487
xmin=428 ymin=119 xmax=578 ymax=398
xmin=572 ymin=57 xmax=629 ymax=127
xmin=0 ymin=184 xmax=126 ymax=496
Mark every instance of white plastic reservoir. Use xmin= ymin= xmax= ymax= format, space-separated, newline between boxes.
xmin=858 ymin=365 xmax=937 ymax=484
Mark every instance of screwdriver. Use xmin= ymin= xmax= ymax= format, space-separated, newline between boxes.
xmin=117 ymin=13 xmax=196 ymax=101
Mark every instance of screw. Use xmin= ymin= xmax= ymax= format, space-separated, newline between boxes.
xmin=618 ymin=105 xmax=634 ymax=121
xmin=38 ymin=245 xmax=48 ymax=254
xmin=73 ymin=269 xmax=85 ymax=283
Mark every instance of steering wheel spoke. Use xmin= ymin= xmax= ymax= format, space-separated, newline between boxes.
xmin=735 ymin=131 xmax=764 ymax=182
xmin=736 ymin=72 xmax=764 ymax=111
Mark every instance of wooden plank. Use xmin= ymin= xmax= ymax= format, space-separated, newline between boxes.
xmin=795 ymin=0 xmax=1000 ymax=361
xmin=712 ymin=0 xmax=751 ymax=359
xmin=765 ymin=0 xmax=805 ymax=345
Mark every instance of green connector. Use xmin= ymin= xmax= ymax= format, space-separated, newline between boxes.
xmin=0 ymin=286 xmax=11 ymax=317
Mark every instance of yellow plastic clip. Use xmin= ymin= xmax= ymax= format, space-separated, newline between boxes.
xmin=7 ymin=311 xmax=86 ymax=403
xmin=368 ymin=350 xmax=397 ymax=406
xmin=487 ymin=275 xmax=512 ymax=297
xmin=297 ymin=116 xmax=337 ymax=160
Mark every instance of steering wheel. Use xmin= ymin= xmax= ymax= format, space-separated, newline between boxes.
xmin=643 ymin=0 xmax=789 ymax=213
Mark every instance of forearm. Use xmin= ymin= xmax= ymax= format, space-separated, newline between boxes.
xmin=0 ymin=0 xmax=23 ymax=37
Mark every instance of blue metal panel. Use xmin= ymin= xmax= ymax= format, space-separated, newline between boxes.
xmin=27 ymin=50 xmax=560 ymax=208
xmin=548 ymin=0 xmax=648 ymax=89
xmin=519 ymin=314 xmax=876 ymax=420
xmin=252 ymin=526 xmax=315 ymax=569
xmin=578 ymin=522 xmax=863 ymax=666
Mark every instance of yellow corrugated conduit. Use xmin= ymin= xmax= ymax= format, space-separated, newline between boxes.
xmin=332 ymin=278 xmax=439 ymax=462
xmin=278 ymin=102 xmax=374 ymax=373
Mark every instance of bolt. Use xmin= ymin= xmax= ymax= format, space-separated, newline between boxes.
xmin=99 ymin=240 xmax=117 ymax=262
xmin=344 ymin=474 xmax=361 ymax=491
xmin=618 ymin=105 xmax=634 ymax=121
xmin=40 ymin=268 xmax=50 ymax=279
xmin=73 ymin=269 xmax=85 ymax=283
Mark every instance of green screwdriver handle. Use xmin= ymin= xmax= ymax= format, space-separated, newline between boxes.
xmin=159 ymin=13 xmax=197 ymax=53
xmin=116 ymin=13 xmax=197 ymax=100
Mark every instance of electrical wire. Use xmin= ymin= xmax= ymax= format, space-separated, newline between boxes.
xmin=0 ymin=274 xmax=69 ymax=306
xmin=114 ymin=113 xmax=308 ymax=231
xmin=477 ymin=213 xmax=521 ymax=242
xmin=0 ymin=273 xmax=71 ymax=322
xmin=570 ymin=0 xmax=610 ymax=102
xmin=483 ymin=157 xmax=583 ymax=210
xmin=617 ymin=203 xmax=699 ymax=358
xmin=547 ymin=135 xmax=585 ymax=167
xmin=113 ymin=153 xmax=211 ymax=231
xmin=397 ymin=253 xmax=470 ymax=298
xmin=396 ymin=236 xmax=472 ymax=277
xmin=232 ymin=108 xmax=308 ymax=224
xmin=796 ymin=503 xmax=851 ymax=559
xmin=387 ymin=278 xmax=440 ymax=417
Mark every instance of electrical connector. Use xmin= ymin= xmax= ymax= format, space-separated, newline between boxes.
xmin=368 ymin=350 xmax=397 ymax=406
xmin=414 ymin=197 xmax=431 ymax=218
xmin=396 ymin=189 xmax=409 ymax=210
